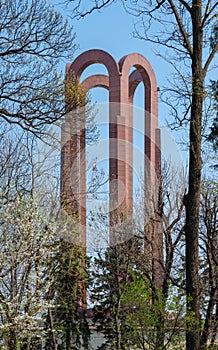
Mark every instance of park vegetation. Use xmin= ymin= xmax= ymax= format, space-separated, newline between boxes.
xmin=0 ymin=0 xmax=217 ymax=349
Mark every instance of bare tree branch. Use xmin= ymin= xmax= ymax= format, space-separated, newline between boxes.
xmin=202 ymin=1 xmax=218 ymax=27
xmin=203 ymin=42 xmax=218 ymax=79
xmin=168 ymin=0 xmax=193 ymax=57
xmin=0 ymin=0 xmax=76 ymax=136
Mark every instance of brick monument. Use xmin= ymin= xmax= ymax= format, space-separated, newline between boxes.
xmin=61 ymin=49 xmax=163 ymax=287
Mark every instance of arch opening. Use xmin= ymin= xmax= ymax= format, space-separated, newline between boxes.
xmin=80 ymin=63 xmax=108 ymax=82
xmin=85 ymin=87 xmax=110 ymax=253
xmin=132 ymin=82 xmax=145 ymax=226
xmin=68 ymin=49 xmax=119 ymax=82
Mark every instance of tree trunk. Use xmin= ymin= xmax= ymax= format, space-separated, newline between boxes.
xmin=65 ymin=318 xmax=71 ymax=350
xmin=115 ymin=311 xmax=121 ymax=350
xmin=155 ymin=310 xmax=165 ymax=349
xmin=200 ymin=287 xmax=217 ymax=349
xmin=7 ymin=329 xmax=17 ymax=350
xmin=184 ymin=1 xmax=203 ymax=349
xmin=48 ymin=308 xmax=58 ymax=350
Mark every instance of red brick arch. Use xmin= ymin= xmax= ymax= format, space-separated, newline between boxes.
xmin=62 ymin=50 xmax=161 ymax=258
xmin=81 ymin=74 xmax=109 ymax=91
xmin=67 ymin=49 xmax=120 ymax=104
xmin=119 ymin=52 xmax=157 ymax=86
xmin=129 ymin=69 xmax=143 ymax=102
xmin=68 ymin=49 xmax=119 ymax=79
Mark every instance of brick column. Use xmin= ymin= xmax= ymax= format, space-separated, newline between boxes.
xmin=62 ymin=50 xmax=162 ymax=286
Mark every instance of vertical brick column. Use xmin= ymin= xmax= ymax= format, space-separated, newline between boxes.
xmin=62 ymin=50 xmax=163 ymax=288
xmin=119 ymin=53 xmax=162 ymax=288
xmin=64 ymin=50 xmax=121 ymax=248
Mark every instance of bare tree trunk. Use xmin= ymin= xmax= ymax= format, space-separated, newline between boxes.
xmin=115 ymin=311 xmax=121 ymax=350
xmin=48 ymin=308 xmax=58 ymax=350
xmin=210 ymin=301 xmax=218 ymax=348
xmin=65 ymin=315 xmax=71 ymax=350
xmin=184 ymin=1 xmax=203 ymax=349
xmin=200 ymin=287 xmax=217 ymax=349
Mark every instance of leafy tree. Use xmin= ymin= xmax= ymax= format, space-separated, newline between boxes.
xmin=0 ymin=124 xmax=91 ymax=349
xmin=121 ymin=276 xmax=186 ymax=350
xmin=0 ymin=130 xmax=55 ymax=349
xmin=45 ymin=240 xmax=90 ymax=350
xmin=91 ymin=237 xmax=187 ymax=350
xmin=0 ymin=195 xmax=57 ymax=350
xmin=91 ymin=238 xmax=147 ymax=350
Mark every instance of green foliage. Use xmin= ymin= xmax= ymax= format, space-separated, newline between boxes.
xmin=91 ymin=238 xmax=187 ymax=350
xmin=186 ymin=296 xmax=202 ymax=334
xmin=121 ymin=276 xmax=164 ymax=349
xmin=122 ymin=278 xmax=187 ymax=350
xmin=65 ymin=75 xmax=88 ymax=110
xmin=45 ymin=240 xmax=90 ymax=350
xmin=91 ymin=238 xmax=147 ymax=349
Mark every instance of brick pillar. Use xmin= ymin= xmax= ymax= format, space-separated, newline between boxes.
xmin=62 ymin=50 xmax=163 ymax=288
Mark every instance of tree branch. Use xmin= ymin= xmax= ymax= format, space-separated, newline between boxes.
xmin=178 ymin=0 xmax=192 ymax=14
xmin=168 ymin=0 xmax=193 ymax=57
xmin=203 ymin=42 xmax=218 ymax=79
xmin=202 ymin=1 xmax=218 ymax=27
xmin=72 ymin=0 xmax=115 ymax=18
